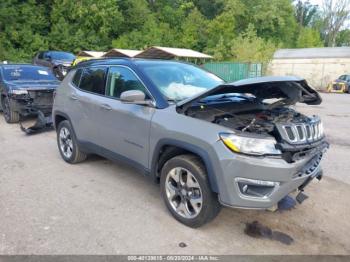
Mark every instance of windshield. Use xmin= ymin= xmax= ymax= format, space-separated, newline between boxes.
xmin=138 ymin=61 xmax=224 ymax=101
xmin=49 ymin=51 xmax=75 ymax=60
xmin=2 ymin=66 xmax=57 ymax=81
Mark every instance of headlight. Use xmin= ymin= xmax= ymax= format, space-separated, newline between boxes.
xmin=220 ymin=133 xmax=281 ymax=156
xmin=11 ymin=89 xmax=28 ymax=95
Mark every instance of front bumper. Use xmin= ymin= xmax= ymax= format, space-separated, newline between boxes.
xmin=9 ymin=91 xmax=54 ymax=116
xmin=214 ymin=140 xmax=328 ymax=209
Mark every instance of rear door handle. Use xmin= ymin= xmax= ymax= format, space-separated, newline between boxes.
xmin=70 ymin=94 xmax=78 ymax=100
xmin=100 ymin=104 xmax=112 ymax=111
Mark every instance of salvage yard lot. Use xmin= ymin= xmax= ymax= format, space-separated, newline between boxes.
xmin=0 ymin=93 xmax=349 ymax=254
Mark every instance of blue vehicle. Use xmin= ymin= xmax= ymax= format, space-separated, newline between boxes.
xmin=0 ymin=64 xmax=60 ymax=129
xmin=33 ymin=51 xmax=76 ymax=80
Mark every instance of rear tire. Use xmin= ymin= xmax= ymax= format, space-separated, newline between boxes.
xmin=160 ymin=154 xmax=221 ymax=228
xmin=2 ymin=96 xmax=19 ymax=123
xmin=57 ymin=120 xmax=87 ymax=164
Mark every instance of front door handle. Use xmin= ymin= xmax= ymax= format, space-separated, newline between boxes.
xmin=100 ymin=104 xmax=112 ymax=111
xmin=70 ymin=94 xmax=78 ymax=100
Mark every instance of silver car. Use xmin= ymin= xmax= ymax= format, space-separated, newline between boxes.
xmin=52 ymin=59 xmax=328 ymax=227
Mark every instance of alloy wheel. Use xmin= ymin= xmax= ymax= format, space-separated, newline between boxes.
xmin=59 ymin=127 xmax=73 ymax=159
xmin=165 ymin=167 xmax=203 ymax=219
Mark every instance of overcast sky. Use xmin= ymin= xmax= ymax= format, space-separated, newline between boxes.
xmin=307 ymin=0 xmax=323 ymax=5
xmin=306 ymin=0 xmax=350 ymax=8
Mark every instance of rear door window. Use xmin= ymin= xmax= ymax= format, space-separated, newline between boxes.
xmin=79 ymin=67 xmax=107 ymax=95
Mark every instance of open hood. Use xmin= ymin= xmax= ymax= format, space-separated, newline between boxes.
xmin=177 ymin=76 xmax=322 ymax=112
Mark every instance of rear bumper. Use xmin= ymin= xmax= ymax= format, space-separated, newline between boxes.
xmin=214 ymin=141 xmax=328 ymax=209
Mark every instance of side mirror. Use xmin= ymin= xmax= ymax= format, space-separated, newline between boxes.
xmin=120 ymin=90 xmax=154 ymax=106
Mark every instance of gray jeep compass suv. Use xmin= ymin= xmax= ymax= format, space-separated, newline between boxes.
xmin=53 ymin=58 xmax=328 ymax=227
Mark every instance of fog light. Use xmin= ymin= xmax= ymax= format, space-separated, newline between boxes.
xmin=235 ymin=178 xmax=280 ymax=199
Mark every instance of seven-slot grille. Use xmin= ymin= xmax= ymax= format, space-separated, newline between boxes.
xmin=281 ymin=119 xmax=324 ymax=144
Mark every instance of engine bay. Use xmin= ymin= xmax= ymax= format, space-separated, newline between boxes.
xmin=184 ymin=96 xmax=326 ymax=159
xmin=176 ymin=77 xmax=328 ymax=162
xmin=186 ymin=97 xmax=307 ymax=134
xmin=213 ymin=107 xmax=311 ymax=135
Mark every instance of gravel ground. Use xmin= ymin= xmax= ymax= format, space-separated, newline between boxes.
xmin=0 ymin=93 xmax=349 ymax=255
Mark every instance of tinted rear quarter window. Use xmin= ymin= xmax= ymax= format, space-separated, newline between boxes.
xmin=72 ymin=69 xmax=82 ymax=87
xmin=79 ymin=67 xmax=107 ymax=95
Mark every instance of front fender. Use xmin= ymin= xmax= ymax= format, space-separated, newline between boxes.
xmin=151 ymin=138 xmax=219 ymax=193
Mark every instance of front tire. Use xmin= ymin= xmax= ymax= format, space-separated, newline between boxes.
xmin=160 ymin=154 xmax=221 ymax=228
xmin=57 ymin=120 xmax=87 ymax=164
xmin=2 ymin=96 xmax=19 ymax=123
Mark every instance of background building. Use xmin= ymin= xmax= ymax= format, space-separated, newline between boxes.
xmin=103 ymin=49 xmax=142 ymax=58
xmin=268 ymin=47 xmax=350 ymax=90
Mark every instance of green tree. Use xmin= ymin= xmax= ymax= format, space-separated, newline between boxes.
xmin=205 ymin=0 xmax=243 ymax=58
xmin=230 ymin=24 xmax=278 ymax=63
xmin=211 ymin=36 xmax=228 ymax=60
xmin=192 ymin=0 xmax=224 ymax=19
xmin=0 ymin=0 xmax=49 ymax=61
xmin=117 ymin=0 xmax=151 ymax=34
xmin=236 ymin=0 xmax=298 ymax=45
xmin=1 ymin=0 xmax=337 ymax=63
xmin=180 ymin=8 xmax=208 ymax=51
xmin=296 ymin=27 xmax=323 ymax=48
xmin=49 ymin=0 xmax=123 ymax=52
xmin=336 ymin=29 xmax=350 ymax=46
xmin=112 ymin=16 xmax=177 ymax=49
